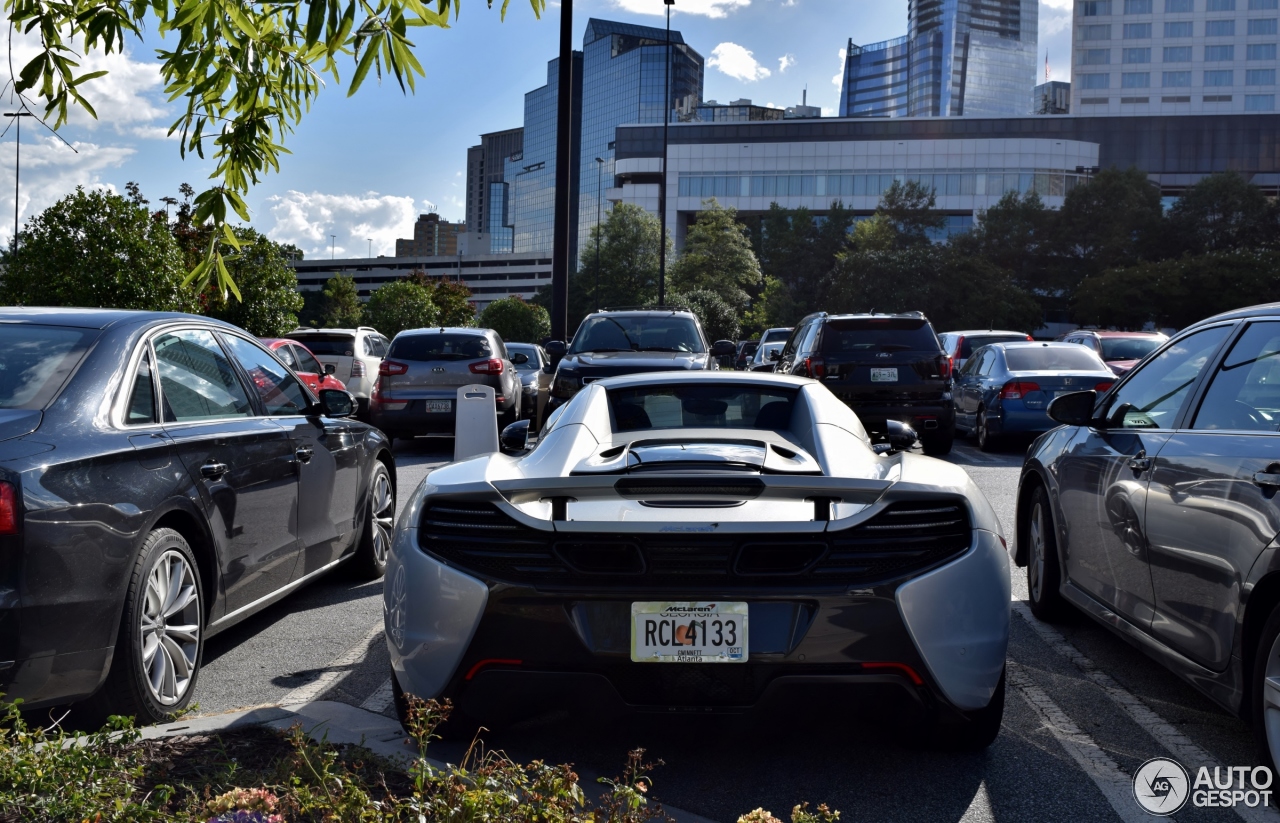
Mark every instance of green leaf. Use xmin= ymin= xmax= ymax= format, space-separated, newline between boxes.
xmin=221 ymin=221 xmax=242 ymax=250
xmin=68 ymin=69 xmax=109 ymax=87
xmin=348 ymin=39 xmax=379 ymax=95
xmin=216 ymin=252 xmax=242 ymax=301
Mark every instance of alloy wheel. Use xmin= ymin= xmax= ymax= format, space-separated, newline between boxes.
xmin=370 ymin=469 xmax=395 ymax=565
xmin=139 ymin=550 xmax=201 ymax=706
xmin=1264 ymin=632 xmax=1280 ymax=768
xmin=1029 ymin=501 xmax=1047 ymax=603
xmin=977 ymin=411 xmax=989 ymax=449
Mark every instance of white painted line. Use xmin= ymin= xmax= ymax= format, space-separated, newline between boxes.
xmin=360 ymin=677 xmax=395 ymax=714
xmin=279 ymin=623 xmax=384 ymax=707
xmin=954 ymin=445 xmax=999 ymax=464
xmin=1008 ymin=660 xmax=1150 ymax=823
xmin=958 ymin=780 xmax=994 ymax=823
xmin=1013 ymin=602 xmax=1275 ymax=823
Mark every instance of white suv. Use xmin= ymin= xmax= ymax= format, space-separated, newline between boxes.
xmin=285 ymin=326 xmax=390 ymax=418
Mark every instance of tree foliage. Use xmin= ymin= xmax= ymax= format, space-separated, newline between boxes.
xmin=479 ymin=296 xmax=551 ymax=344
xmin=672 ymin=288 xmax=740 ymax=343
xmin=320 ymin=274 xmax=364 ymax=328
xmin=0 ymin=187 xmax=195 ymax=312
xmin=203 ymin=227 xmax=305 ymax=336
xmin=669 ymin=200 xmax=762 ymax=313
xmin=430 ymin=279 xmax=477 ymax=327
xmin=363 ymin=279 xmax=437 ymax=338
xmin=1166 ymin=171 xmax=1280 ymax=256
xmin=877 ymin=180 xmax=946 ymax=247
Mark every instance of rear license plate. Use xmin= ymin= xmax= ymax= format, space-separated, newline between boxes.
xmin=423 ymin=400 xmax=452 ymax=413
xmin=631 ymin=602 xmax=748 ymax=663
xmin=870 ymin=368 xmax=898 ymax=383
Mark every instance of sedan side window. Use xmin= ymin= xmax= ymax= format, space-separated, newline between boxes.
xmin=274 ymin=344 xmax=296 ymax=369
xmin=977 ymin=350 xmax=996 ymax=376
xmin=154 ymin=330 xmax=254 ymax=423
xmin=1102 ymin=325 xmax=1232 ymax=429
xmin=1193 ymin=322 xmax=1280 ymax=432
xmin=294 ymin=346 xmax=324 ymax=375
xmin=126 ymin=352 xmax=157 ymax=425
xmin=221 ymin=335 xmax=311 ymax=416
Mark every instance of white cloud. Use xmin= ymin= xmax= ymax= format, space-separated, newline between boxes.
xmin=264 ymin=190 xmax=430 ymax=258
xmin=1041 ymin=0 xmax=1072 ymax=8
xmin=778 ymin=54 xmax=796 ymax=73
xmin=832 ymin=46 xmax=847 ymax=89
xmin=821 ymin=106 xmax=835 ymax=116
xmin=609 ymin=0 xmax=749 ymax=18
xmin=0 ymin=136 xmax=134 ymax=247
xmin=708 ymin=43 xmax=772 ymax=82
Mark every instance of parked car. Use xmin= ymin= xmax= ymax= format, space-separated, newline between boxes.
xmin=260 ymin=338 xmax=347 ymax=395
xmin=1058 ymin=329 xmax=1168 ymax=376
xmin=953 ymin=342 xmax=1115 ymax=451
xmin=937 ymin=330 xmax=1034 ymax=373
xmin=1016 ymin=302 xmax=1280 ymax=771
xmin=506 ymin=342 xmax=551 ymax=429
xmin=734 ymin=340 xmax=759 ymax=371
xmin=775 ymin=312 xmax=955 ymax=455
xmin=369 ymin=327 xmax=524 ymax=444
xmin=545 ymin=308 xmax=737 ymax=410
xmin=385 ymin=371 xmax=1009 ymax=748
xmin=0 ymin=308 xmax=395 ymax=722
xmin=284 ymin=327 xmax=390 ymax=419
xmin=749 ymin=341 xmax=785 ymax=372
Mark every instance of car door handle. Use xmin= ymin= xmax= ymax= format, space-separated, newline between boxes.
xmin=295 ymin=446 xmax=314 ymax=464
xmin=1254 ymin=471 xmax=1280 ymax=488
xmin=200 ymin=461 xmax=229 ymax=480
xmin=1128 ymin=452 xmax=1152 ymax=472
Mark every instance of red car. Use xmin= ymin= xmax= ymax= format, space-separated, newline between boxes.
xmin=1057 ymin=329 xmax=1168 ymax=376
xmin=260 ymin=337 xmax=348 ymax=394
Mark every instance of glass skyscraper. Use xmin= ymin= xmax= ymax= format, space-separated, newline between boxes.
xmin=839 ymin=0 xmax=1038 ymax=117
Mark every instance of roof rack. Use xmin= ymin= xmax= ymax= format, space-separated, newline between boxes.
xmin=598 ymin=305 xmax=694 ymax=313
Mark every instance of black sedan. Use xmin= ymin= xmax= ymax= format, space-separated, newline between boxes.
xmin=1015 ymin=302 xmax=1280 ymax=769
xmin=0 ymin=308 xmax=395 ymax=722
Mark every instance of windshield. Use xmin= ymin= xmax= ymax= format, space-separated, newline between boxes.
xmin=754 ymin=343 xmax=783 ymax=363
xmin=570 ymin=315 xmax=705 ymax=354
xmin=0 ymin=324 xmax=97 ymax=410
xmin=762 ymin=328 xmax=792 ymax=344
xmin=820 ymin=318 xmax=940 ymax=354
xmin=1100 ymin=337 xmax=1163 ymax=362
xmin=608 ymin=384 xmax=799 ymax=431
xmin=960 ymin=334 xmax=1028 ymax=358
xmin=1005 ymin=346 xmax=1108 ymax=372
xmin=286 ymin=334 xmax=356 ymax=356
xmin=507 ymin=344 xmax=541 ymax=371
xmin=389 ymin=333 xmax=493 ymax=361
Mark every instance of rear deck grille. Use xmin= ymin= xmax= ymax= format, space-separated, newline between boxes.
xmin=419 ymin=499 xmax=971 ymax=588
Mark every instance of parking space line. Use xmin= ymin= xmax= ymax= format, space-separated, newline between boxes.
xmin=1012 ymin=602 xmax=1274 ymax=823
xmin=279 ymin=623 xmax=384 ymax=707
xmin=1008 ymin=660 xmax=1148 ymax=823
xmin=360 ymin=677 xmax=395 ymax=714
xmin=958 ymin=780 xmax=994 ymax=823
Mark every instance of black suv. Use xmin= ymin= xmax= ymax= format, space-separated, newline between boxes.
xmin=775 ymin=312 xmax=955 ymax=455
xmin=546 ymin=308 xmax=737 ymax=409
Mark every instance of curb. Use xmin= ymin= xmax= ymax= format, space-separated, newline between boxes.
xmin=148 ymin=701 xmax=719 ymax=823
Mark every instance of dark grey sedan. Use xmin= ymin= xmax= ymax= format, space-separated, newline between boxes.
xmin=0 ymin=308 xmax=395 ymax=723
xmin=1016 ymin=302 xmax=1280 ymax=770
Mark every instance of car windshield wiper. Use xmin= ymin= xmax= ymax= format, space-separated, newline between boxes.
xmin=636 ymin=346 xmax=693 ymax=353
xmin=574 ymin=347 xmax=633 ymax=354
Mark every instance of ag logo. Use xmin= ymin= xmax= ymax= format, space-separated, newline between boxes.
xmin=1133 ymin=757 xmax=1190 ymax=816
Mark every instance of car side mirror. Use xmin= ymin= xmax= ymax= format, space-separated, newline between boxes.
xmin=710 ymin=340 xmax=737 ymax=358
xmin=545 ymin=340 xmax=567 ymax=368
xmin=317 ymin=388 xmax=356 ymax=418
xmin=500 ymin=419 xmax=531 ymax=454
xmin=886 ymin=419 xmax=918 ymax=452
xmin=511 ymin=352 xmax=529 ymax=365
xmin=323 ymin=363 xmax=337 ymax=375
xmin=768 ymin=350 xmax=781 ymax=362
xmin=1047 ymin=390 xmax=1098 ymax=427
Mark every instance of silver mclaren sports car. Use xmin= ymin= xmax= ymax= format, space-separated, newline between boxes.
xmin=384 ymin=371 xmax=1010 ymax=747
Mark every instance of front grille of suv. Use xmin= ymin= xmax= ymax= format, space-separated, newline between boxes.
xmin=419 ymin=500 xmax=972 ymax=588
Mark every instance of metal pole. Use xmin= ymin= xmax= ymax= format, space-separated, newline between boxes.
xmin=4 ymin=112 xmax=31 ymax=255
xmin=368 ymin=238 xmax=372 ymax=258
xmin=594 ymin=158 xmax=604 ymax=312
xmin=658 ymin=0 xmax=674 ymax=307
xmin=549 ymin=0 xmax=574 ymax=340
xmin=330 ymin=234 xmax=336 ymax=260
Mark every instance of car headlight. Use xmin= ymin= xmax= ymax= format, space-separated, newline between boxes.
xmin=552 ymin=369 xmax=581 ymax=398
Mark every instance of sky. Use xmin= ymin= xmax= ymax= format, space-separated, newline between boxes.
xmin=0 ymin=0 xmax=1074 ymax=259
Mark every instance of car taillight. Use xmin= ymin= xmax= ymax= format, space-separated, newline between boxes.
xmin=0 ymin=481 xmax=18 ymax=536
xmin=351 ymin=359 xmax=366 ymax=378
xmin=954 ymin=335 xmax=965 ymax=360
xmin=804 ymin=355 xmax=826 ymax=379
xmin=1026 ymin=335 xmax=1035 ymax=341
xmin=470 ymin=358 xmax=504 ymax=375
xmin=378 ymin=360 xmax=408 ymax=376
xmin=1000 ymin=381 xmax=1041 ymax=400
xmin=935 ymin=355 xmax=951 ymax=379
xmin=1095 ymin=381 xmax=1114 ymax=393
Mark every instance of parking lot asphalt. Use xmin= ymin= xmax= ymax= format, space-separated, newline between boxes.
xmin=191 ymin=436 xmax=1273 ymax=822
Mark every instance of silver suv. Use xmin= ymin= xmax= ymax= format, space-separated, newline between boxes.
xmin=285 ymin=326 xmax=389 ymax=418
xmin=369 ymin=327 xmax=524 ymax=443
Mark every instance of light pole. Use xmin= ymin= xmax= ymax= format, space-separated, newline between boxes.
xmin=594 ymin=157 xmax=605 ymax=311
xmin=658 ymin=0 xmax=674 ymax=307
xmin=330 ymin=234 xmax=336 ymax=260
xmin=549 ymin=0 xmax=575 ymax=341
xmin=368 ymin=238 xmax=372 ymax=258
xmin=4 ymin=112 xmax=33 ymax=255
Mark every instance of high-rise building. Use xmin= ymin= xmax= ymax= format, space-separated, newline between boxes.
xmin=679 ymin=98 xmax=785 ymax=122
xmin=464 ymin=128 xmax=523 ymax=254
xmin=838 ymin=1 xmax=1038 ymax=117
xmin=1034 ymin=80 xmax=1073 ymax=113
xmin=394 ymin=213 xmax=466 ymax=258
xmin=1071 ymin=0 xmax=1280 ymax=116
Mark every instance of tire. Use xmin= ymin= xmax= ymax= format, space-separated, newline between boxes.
xmin=85 ymin=528 xmax=204 ymax=724
xmin=1025 ymin=485 xmax=1067 ymax=622
xmin=921 ymin=424 xmax=954 ymax=456
xmin=346 ymin=461 xmax=394 ymax=580
xmin=1253 ymin=605 xmax=1280 ymax=773
xmin=391 ymin=668 xmax=484 ymax=742
xmin=499 ymin=397 xmax=520 ymax=430
xmin=976 ymin=408 xmax=999 ymax=452
xmin=931 ymin=668 xmax=1006 ymax=751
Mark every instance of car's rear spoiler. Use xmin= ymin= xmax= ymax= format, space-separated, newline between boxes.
xmin=491 ymin=474 xmax=892 ymax=505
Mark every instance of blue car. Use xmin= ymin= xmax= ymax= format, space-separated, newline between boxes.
xmin=953 ymin=342 xmax=1115 ymax=451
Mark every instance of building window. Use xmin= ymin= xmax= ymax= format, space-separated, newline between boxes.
xmin=1163 ymin=94 xmax=1193 ymax=101
xmin=1165 ymin=20 xmax=1195 ymax=35
xmin=1251 ymin=0 xmax=1279 ymax=8
xmin=1124 ymin=47 xmax=1152 ymax=62
xmin=1124 ymin=0 xmax=1153 ymax=10
xmin=1246 ymin=93 xmax=1277 ymax=108
xmin=1081 ymin=0 xmax=1114 ymax=14
xmin=1080 ymin=48 xmax=1113 ymax=64
xmin=1204 ymin=93 xmax=1235 ymax=99
xmin=1122 ymin=71 xmax=1152 ymax=86
xmin=1163 ymin=70 xmax=1193 ymax=85
xmin=1205 ymin=69 xmax=1236 ymax=85
xmin=1248 ymin=17 xmax=1280 ymax=33
xmin=1247 ymin=68 xmax=1277 ymax=83
xmin=1164 ymin=45 xmax=1194 ymax=60
xmin=1206 ymin=44 xmax=1237 ymax=59
xmin=1206 ymin=19 xmax=1237 ymax=35
xmin=1123 ymin=22 xmax=1153 ymax=36
xmin=1166 ymin=0 xmax=1194 ymax=8
xmin=1207 ymin=0 xmax=1236 ymax=8
xmin=1081 ymin=23 xmax=1112 ymax=39
xmin=1079 ymin=72 xmax=1112 ymax=88
xmin=1248 ymin=43 xmax=1279 ymax=58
